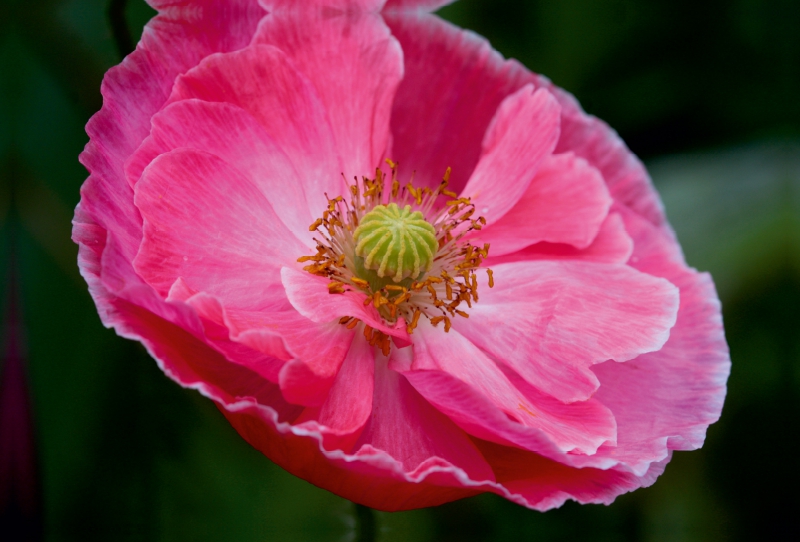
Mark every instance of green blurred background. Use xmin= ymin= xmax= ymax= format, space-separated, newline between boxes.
xmin=1 ymin=0 xmax=799 ymax=540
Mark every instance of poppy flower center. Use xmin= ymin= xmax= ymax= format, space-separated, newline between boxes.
xmin=353 ymin=203 xmax=438 ymax=284
xmin=298 ymin=160 xmax=493 ymax=354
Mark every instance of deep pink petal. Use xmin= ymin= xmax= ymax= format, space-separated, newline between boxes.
xmin=281 ymin=267 xmax=411 ymax=343
xmin=167 ymin=45 xmax=344 ymax=216
xmin=254 ymin=11 xmax=403 ymax=178
xmin=459 ymin=86 xmax=561 ymax=225
xmin=476 ymin=153 xmax=612 ymax=255
xmin=474 ymin=439 xmax=669 ymax=510
xmin=133 ymin=149 xmax=307 ymax=310
xmin=456 ymin=261 xmax=679 ymax=403
xmin=83 ymin=224 xmax=671 ymax=510
xmin=174 ymin=291 xmax=288 ymax=382
xmin=313 ymin=335 xmax=376 ymax=447
xmin=354 ymin=356 xmax=495 ymax=482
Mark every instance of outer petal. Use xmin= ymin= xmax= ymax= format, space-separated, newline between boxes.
xmin=459 ymin=85 xmax=561 ymax=225
xmin=475 ymin=153 xmax=612 ymax=256
xmin=79 ymin=0 xmax=265 ymax=272
xmin=455 ymin=261 xmax=680 ymax=403
xmin=254 ymin=10 xmax=403 ymax=178
xmin=77 ymin=212 xmax=676 ymax=511
xmin=575 ymin=207 xmax=731 ymax=475
xmin=386 ymin=12 xmax=666 ymax=227
xmin=473 ymin=439 xmax=670 ymax=511
xmin=133 ymin=149 xmax=307 ymax=309
xmin=354 ymin=356 xmax=495 ymax=481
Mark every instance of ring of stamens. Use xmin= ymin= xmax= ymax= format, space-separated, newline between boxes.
xmin=298 ymin=160 xmax=493 ymax=355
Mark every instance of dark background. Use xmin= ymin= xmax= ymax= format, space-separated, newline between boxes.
xmin=1 ymin=0 xmax=799 ymax=540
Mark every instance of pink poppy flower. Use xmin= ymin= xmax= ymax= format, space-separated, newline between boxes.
xmin=73 ymin=0 xmax=730 ymax=511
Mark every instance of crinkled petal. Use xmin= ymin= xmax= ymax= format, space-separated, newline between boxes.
xmin=455 ymin=260 xmax=679 ymax=403
xmin=459 ymin=86 xmax=561 ymax=225
xmin=78 ymin=222 xmax=674 ymax=511
xmin=133 ymin=149 xmax=307 ymax=310
xmin=572 ymin=207 xmax=731 ymax=475
xmin=173 ymin=289 xmax=289 ymax=382
xmin=473 ymin=439 xmax=670 ymax=510
xmin=476 ymin=152 xmax=612 ymax=255
xmin=254 ymin=10 xmax=403 ymax=178
xmin=79 ymin=0 xmax=265 ymax=270
xmin=278 ymin=317 xmax=356 ymax=407
xmin=317 ymin=336 xmax=375 ymax=437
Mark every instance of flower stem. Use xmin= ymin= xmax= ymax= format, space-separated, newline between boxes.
xmin=354 ymin=503 xmax=377 ymax=542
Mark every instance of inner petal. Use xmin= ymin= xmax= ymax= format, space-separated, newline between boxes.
xmin=133 ymin=148 xmax=307 ymax=311
xmin=473 ymin=152 xmax=612 ymax=257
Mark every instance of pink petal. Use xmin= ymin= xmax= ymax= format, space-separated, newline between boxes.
xmin=397 ymin=323 xmax=616 ymax=456
xmin=255 ymin=11 xmax=403 ymax=178
xmin=459 ymin=85 xmax=561 ymax=225
xmin=127 ymin=99 xmax=315 ymax=241
xmin=168 ymin=45 xmax=344 ymax=216
xmin=577 ymin=207 xmax=730 ymax=475
xmin=387 ymin=12 xmax=665 ymax=228
xmin=175 ymin=290 xmax=289 ymax=383
xmin=456 ymin=261 xmax=680 ymax=403
xmin=475 ymin=152 xmax=612 ymax=256
xmin=278 ymin=319 xmax=356 ymax=407
xmin=133 ymin=149 xmax=307 ymax=310
xmin=281 ymin=267 xmax=411 ymax=343
xmin=386 ymin=12 xmax=535 ymax=193
xmin=312 ymin=335 xmax=376 ymax=449
xmin=260 ymin=0 xmax=386 ymax=12
xmin=354 ymin=356 xmax=495 ymax=481
xmin=556 ymin=107 xmax=666 ymax=227
xmin=485 ymin=212 xmax=634 ymax=266
xmin=473 ymin=439 xmax=669 ymax=510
